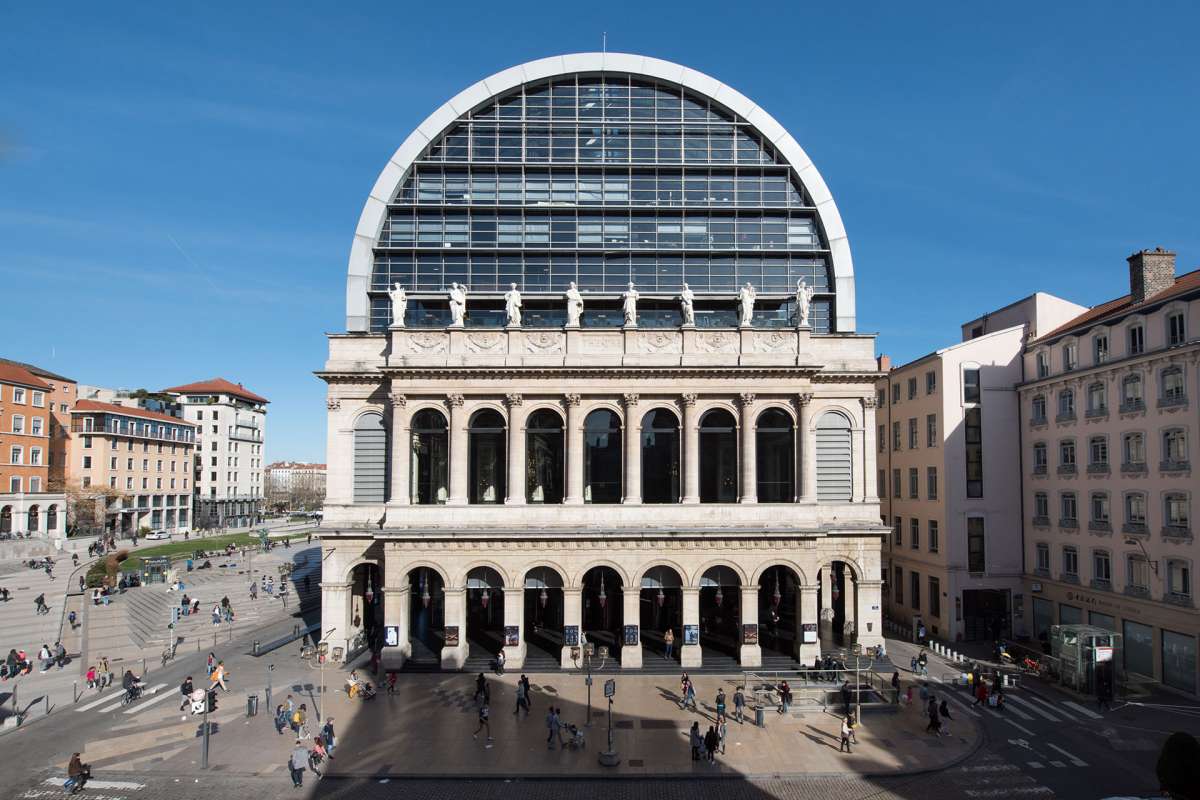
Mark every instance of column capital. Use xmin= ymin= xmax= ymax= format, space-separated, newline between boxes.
xmin=737 ymin=392 xmax=757 ymax=408
xmin=563 ymin=393 xmax=582 ymax=407
xmin=797 ymin=392 xmax=814 ymax=407
xmin=503 ymin=393 xmax=524 ymax=408
xmin=861 ymin=396 xmax=878 ymax=410
xmin=321 ymin=581 xmax=352 ymax=590
xmin=446 ymin=393 xmax=465 ymax=408
xmin=680 ymin=392 xmax=698 ymax=407
xmin=622 ymin=392 xmax=640 ymax=408
xmin=381 ymin=584 xmax=411 ymax=595
xmin=326 ymin=397 xmax=341 ymax=411
xmin=390 ymin=392 xmax=407 ymax=409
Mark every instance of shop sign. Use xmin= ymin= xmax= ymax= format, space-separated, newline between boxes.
xmin=1095 ymin=646 xmax=1114 ymax=663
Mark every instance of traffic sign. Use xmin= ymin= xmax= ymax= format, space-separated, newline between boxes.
xmin=604 ymin=678 xmax=615 ymax=698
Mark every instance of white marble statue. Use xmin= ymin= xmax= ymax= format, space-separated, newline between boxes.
xmin=737 ymin=282 xmax=757 ymax=327
xmin=504 ymin=282 xmax=523 ymax=326
xmin=565 ymin=281 xmax=584 ymax=327
xmin=622 ymin=282 xmax=639 ymax=327
xmin=796 ymin=279 xmax=815 ymax=327
xmin=448 ymin=282 xmax=467 ymax=327
xmin=388 ymin=283 xmax=407 ymax=328
xmin=679 ymin=282 xmax=695 ymax=326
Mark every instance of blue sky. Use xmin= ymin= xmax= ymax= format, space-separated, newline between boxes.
xmin=3 ymin=2 xmax=1197 ymax=462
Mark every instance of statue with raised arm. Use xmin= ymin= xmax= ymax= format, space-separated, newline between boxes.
xmin=448 ymin=282 xmax=467 ymax=327
xmin=565 ymin=281 xmax=584 ymax=327
xmin=504 ymin=282 xmax=523 ymax=326
xmin=622 ymin=282 xmax=640 ymax=327
xmin=796 ymin=278 xmax=815 ymax=327
xmin=679 ymin=282 xmax=695 ymax=326
xmin=388 ymin=283 xmax=407 ymax=328
xmin=737 ymin=282 xmax=757 ymax=327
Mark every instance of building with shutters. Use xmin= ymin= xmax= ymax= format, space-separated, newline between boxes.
xmin=317 ymin=53 xmax=887 ymax=672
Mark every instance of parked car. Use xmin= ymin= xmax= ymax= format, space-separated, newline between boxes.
xmin=145 ymin=530 xmax=172 ymax=541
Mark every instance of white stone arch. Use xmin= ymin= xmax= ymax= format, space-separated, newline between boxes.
xmin=639 ymin=403 xmax=681 ymax=428
xmin=580 ymin=400 xmax=625 ymax=428
xmin=631 ymin=558 xmax=690 ymax=588
xmin=342 ymin=555 xmax=383 ymax=584
xmin=750 ymin=559 xmax=810 ymax=588
xmin=466 ymin=400 xmax=509 ymax=427
xmin=812 ymin=404 xmax=859 ymax=431
xmin=571 ymin=559 xmax=631 ymax=589
xmin=399 ymin=560 xmax=452 ymax=589
xmin=345 ymin=52 xmax=857 ymax=333
xmin=348 ymin=404 xmax=388 ymax=428
xmin=455 ymin=558 xmax=512 ymax=589
xmin=696 ymin=401 xmax=740 ymax=428
xmin=519 ymin=560 xmax=570 ymax=589
xmin=755 ymin=401 xmax=797 ymax=428
xmin=522 ymin=403 xmax=567 ymax=428
xmin=813 ymin=554 xmax=865 ymax=581
xmin=691 ymin=558 xmax=750 ymax=588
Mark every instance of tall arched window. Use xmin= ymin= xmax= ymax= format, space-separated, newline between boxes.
xmin=815 ymin=412 xmax=852 ymax=502
xmin=0 ymin=506 xmax=9 ymax=534
xmin=468 ymin=409 xmax=506 ymax=504
xmin=526 ymin=409 xmax=564 ymax=504
xmin=756 ymin=408 xmax=795 ymax=502
xmin=584 ymin=409 xmax=622 ymax=503
xmin=410 ymin=409 xmax=449 ymax=504
xmin=352 ymin=412 xmax=387 ymax=503
xmin=641 ymin=408 xmax=680 ymax=503
xmin=700 ymin=408 xmax=738 ymax=503
xmin=27 ymin=505 xmax=39 ymax=533
xmin=46 ymin=504 xmax=57 ymax=532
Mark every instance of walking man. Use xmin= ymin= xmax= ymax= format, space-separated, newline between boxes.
xmin=546 ymin=706 xmax=559 ymax=749
xmin=179 ymin=676 xmax=193 ymax=712
xmin=839 ymin=716 xmax=853 ymax=753
xmin=473 ymin=700 xmax=493 ymax=744
xmin=514 ymin=678 xmax=530 ymax=716
xmin=715 ymin=688 xmax=727 ymax=724
xmin=289 ymin=740 xmax=308 ymax=788
xmin=733 ymin=685 xmax=746 ymax=724
xmin=663 ymin=628 xmax=675 ymax=660
xmin=34 ymin=593 xmax=49 ymax=615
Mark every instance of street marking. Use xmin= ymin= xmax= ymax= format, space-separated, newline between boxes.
xmin=965 ymin=788 xmax=1051 ymax=797
xmin=1002 ymin=702 xmax=1035 ymax=722
xmin=1027 ymin=761 xmax=1044 ymax=769
xmin=122 ymin=687 xmax=178 ymax=714
xmin=1007 ymin=694 xmax=1063 ymax=722
xmin=44 ymin=777 xmax=145 ymax=789
xmin=76 ymin=692 xmax=120 ymax=712
xmin=940 ymin=692 xmax=982 ymax=717
xmin=959 ymin=764 xmax=1020 ymax=773
xmin=1003 ymin=717 xmax=1036 ymax=736
xmin=1061 ymin=700 xmax=1103 ymax=720
xmin=1047 ymin=742 xmax=1087 ymax=766
xmin=94 ymin=684 xmax=167 ymax=715
xmin=1049 ymin=760 xmax=1066 ymax=768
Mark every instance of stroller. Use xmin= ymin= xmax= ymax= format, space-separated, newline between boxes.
xmin=347 ymin=678 xmax=376 ymax=701
xmin=562 ymin=722 xmax=586 ymax=750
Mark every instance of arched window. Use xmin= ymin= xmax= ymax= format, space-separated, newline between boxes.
xmin=410 ymin=409 xmax=448 ymax=504
xmin=468 ymin=409 xmax=506 ymax=504
xmin=45 ymin=504 xmax=58 ymax=532
xmin=641 ymin=408 xmax=680 ymax=504
xmin=352 ymin=412 xmax=387 ymax=503
xmin=583 ymin=409 xmax=622 ymax=504
xmin=27 ymin=505 xmax=39 ymax=533
xmin=815 ymin=412 xmax=852 ymax=502
xmin=526 ymin=409 xmax=564 ymax=504
xmin=755 ymin=408 xmax=794 ymax=502
xmin=0 ymin=506 xmax=9 ymax=534
xmin=699 ymin=408 xmax=738 ymax=503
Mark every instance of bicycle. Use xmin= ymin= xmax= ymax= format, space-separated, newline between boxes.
xmin=161 ymin=638 xmax=181 ymax=668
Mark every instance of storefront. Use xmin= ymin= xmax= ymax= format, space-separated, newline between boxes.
xmin=1162 ymin=629 xmax=1198 ymax=695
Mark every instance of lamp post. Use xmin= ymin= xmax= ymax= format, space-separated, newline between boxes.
xmin=570 ymin=641 xmax=609 ymax=727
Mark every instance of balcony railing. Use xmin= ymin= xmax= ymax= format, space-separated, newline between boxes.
xmin=1090 ymin=578 xmax=1112 ymax=592
xmin=1061 ymin=573 xmax=1080 ymax=585
xmin=1119 ymin=400 xmax=1145 ymax=414
xmin=1158 ymin=395 xmax=1189 ymax=410
xmin=1086 ymin=462 xmax=1111 ymax=475
xmin=1056 ymin=411 xmax=1077 ymax=423
xmin=1162 ymin=525 xmax=1193 ymax=541
xmin=1122 ymin=522 xmax=1148 ymax=536
xmin=1088 ymin=520 xmax=1113 ymax=535
xmin=1030 ymin=415 xmax=1048 ymax=427
xmin=1085 ymin=407 xmax=1108 ymax=419
xmin=1033 ymin=465 xmax=1048 ymax=476
xmin=1060 ymin=518 xmax=1079 ymax=530
xmin=1057 ymin=464 xmax=1078 ymax=476
xmin=1121 ymin=461 xmax=1147 ymax=475
xmin=1123 ymin=584 xmax=1151 ymax=599
xmin=1032 ymin=515 xmax=1051 ymax=527
xmin=1164 ymin=592 xmax=1195 ymax=608
xmin=1034 ymin=567 xmax=1051 ymax=577
xmin=1160 ymin=460 xmax=1191 ymax=474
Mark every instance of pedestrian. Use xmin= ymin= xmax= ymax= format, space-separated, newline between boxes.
xmin=54 ymin=641 xmax=67 ymax=669
xmin=308 ymin=736 xmax=327 ymax=779
xmin=689 ymin=721 xmax=702 ymax=761
xmin=38 ymin=643 xmax=53 ymax=672
xmin=777 ymin=680 xmax=791 ymax=714
xmin=321 ymin=718 xmax=336 ymax=759
xmin=67 ymin=753 xmax=89 ymax=793
xmin=34 ymin=593 xmax=49 ymax=615
xmin=274 ymin=704 xmax=287 ymax=734
xmin=917 ymin=649 xmax=928 ymax=676
xmin=685 ymin=678 xmax=697 ymax=711
xmin=926 ymin=700 xmax=941 ymax=734
xmin=715 ymin=687 xmax=727 ymax=723
xmin=733 ymin=685 xmax=746 ymax=724
xmin=903 ymin=686 xmax=913 ymax=707
xmin=663 ymin=628 xmax=675 ymax=660
xmin=891 ymin=671 xmax=901 ymax=703
xmin=718 ymin=718 xmax=728 ymax=754
xmin=520 ymin=674 xmax=532 ymax=710
xmin=973 ymin=680 xmax=988 ymax=708
xmin=192 ymin=598 xmax=200 ymax=615
xmin=840 ymin=716 xmax=853 ymax=752
xmin=679 ymin=672 xmax=690 ymax=707
xmin=286 ymin=693 xmax=296 ymax=718
xmin=704 ymin=725 xmax=719 ymax=764
xmin=546 ymin=706 xmax=560 ymax=749
xmin=939 ymin=698 xmax=952 ymax=721
xmin=211 ymin=604 xmax=221 ymax=625
xmin=78 ymin=576 xmax=85 ymax=593
xmin=847 ymin=712 xmax=859 ymax=744
xmin=294 ymin=703 xmax=308 ymax=739
xmin=86 ymin=665 xmax=97 ymax=690
xmin=841 ymin=679 xmax=852 ymax=716
xmin=473 ymin=700 xmax=493 ymax=743
xmin=475 ymin=672 xmax=487 ymax=705
xmin=179 ymin=676 xmax=194 ymax=711
xmin=250 ymin=582 xmax=258 ymax=600
xmin=515 ymin=678 xmax=530 ymax=716
xmin=210 ymin=660 xmax=229 ymax=692
xmin=289 ymin=740 xmax=308 ymax=788
xmin=495 ymin=648 xmax=506 ymax=675
xmin=386 ymin=671 xmax=397 ymax=695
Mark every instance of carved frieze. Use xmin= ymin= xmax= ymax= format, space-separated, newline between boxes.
xmin=695 ymin=331 xmax=739 ymax=354
xmin=464 ymin=332 xmax=505 ymax=354
xmin=580 ymin=333 xmax=624 ymax=354
xmin=638 ymin=331 xmax=681 ymax=354
xmin=408 ymin=332 xmax=447 ymax=355
xmin=525 ymin=331 xmax=564 ymax=354
xmin=326 ymin=398 xmax=341 ymax=411
xmin=754 ymin=330 xmax=795 ymax=353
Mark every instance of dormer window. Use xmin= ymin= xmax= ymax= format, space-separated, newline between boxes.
xmin=1036 ymin=352 xmax=1049 ymax=378
xmin=1062 ymin=342 xmax=1078 ymax=371
xmin=1129 ymin=324 xmax=1144 ymax=355
xmin=1093 ymin=333 xmax=1108 ymax=364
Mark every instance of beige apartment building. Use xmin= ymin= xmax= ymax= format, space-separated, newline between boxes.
xmin=69 ymin=400 xmax=198 ymax=534
xmin=879 ymin=294 xmax=1086 ymax=643
xmin=1021 ymin=249 xmax=1199 ymax=696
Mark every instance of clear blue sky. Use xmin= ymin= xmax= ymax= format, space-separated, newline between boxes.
xmin=3 ymin=2 xmax=1197 ymax=462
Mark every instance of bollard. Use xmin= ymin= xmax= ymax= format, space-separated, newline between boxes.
xmin=74 ymin=681 xmax=78 ymax=703
xmin=45 ymin=695 xmax=49 ymax=715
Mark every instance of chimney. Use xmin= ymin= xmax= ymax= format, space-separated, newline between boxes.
xmin=1128 ymin=247 xmax=1176 ymax=304
xmin=877 ymin=354 xmax=892 ymax=372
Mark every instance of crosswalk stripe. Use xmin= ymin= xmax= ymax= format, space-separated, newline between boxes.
xmin=1061 ymin=700 xmax=1103 ymax=720
xmin=75 ymin=691 xmax=121 ymax=712
xmin=1047 ymin=742 xmax=1087 ymax=766
xmin=45 ymin=777 xmax=145 ymax=790
xmin=965 ymin=788 xmax=1051 ymax=797
xmin=1049 ymin=760 xmax=1066 ymax=768
xmin=95 ymin=683 xmax=167 ymax=715
xmin=1003 ymin=717 xmax=1036 ymax=736
xmin=1027 ymin=761 xmax=1044 ymax=769
xmin=1006 ymin=695 xmax=1062 ymax=722
xmin=123 ymin=686 xmax=179 ymax=715
xmin=1002 ymin=702 xmax=1035 ymax=721
xmin=941 ymin=692 xmax=982 ymax=717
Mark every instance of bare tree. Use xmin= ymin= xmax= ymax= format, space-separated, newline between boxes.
xmin=63 ymin=481 xmax=124 ymax=537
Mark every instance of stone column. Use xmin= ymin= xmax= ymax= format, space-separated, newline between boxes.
xmin=620 ymin=588 xmax=642 ymax=669
xmin=851 ymin=409 xmax=865 ymax=502
xmin=798 ymin=393 xmax=815 ymax=503
xmin=441 ymin=586 xmax=469 ymax=670
xmin=681 ymin=394 xmax=700 ymax=504
xmin=856 ymin=580 xmax=884 ymax=649
xmin=843 ymin=575 xmax=857 ymax=644
xmin=560 ymin=588 xmax=583 ymax=669
xmin=503 ymin=587 xmax=526 ymax=668
xmin=504 ymin=394 xmax=525 ymax=505
xmin=738 ymin=393 xmax=757 ymax=503
xmin=380 ymin=585 xmax=411 ymax=670
xmin=862 ymin=397 xmax=879 ymax=504
xmin=622 ymin=394 xmax=641 ymax=504
xmin=680 ymin=587 xmax=702 ymax=667
xmin=446 ymin=394 xmax=468 ymax=506
xmin=799 ymin=586 xmax=820 ymax=664
xmin=320 ymin=581 xmax=352 ymax=659
xmin=389 ymin=393 xmax=410 ymax=505
xmin=563 ymin=394 xmax=584 ymax=505
xmin=739 ymin=585 xmax=762 ymax=667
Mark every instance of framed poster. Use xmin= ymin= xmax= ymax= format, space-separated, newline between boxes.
xmin=444 ymin=625 xmax=459 ymax=646
xmin=742 ymin=623 xmax=758 ymax=645
xmin=504 ymin=625 xmax=520 ymax=647
xmin=384 ymin=625 xmax=400 ymax=647
xmin=623 ymin=624 xmax=640 ymax=646
xmin=563 ymin=625 xmax=579 ymax=646
xmin=802 ymin=623 xmax=817 ymax=644
xmin=683 ymin=624 xmax=699 ymax=646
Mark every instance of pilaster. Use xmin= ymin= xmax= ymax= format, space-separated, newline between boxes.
xmin=620 ymin=588 xmax=642 ymax=669
xmin=560 ymin=588 xmax=583 ymax=669
xmin=622 ymin=394 xmax=641 ymax=504
xmin=738 ymin=393 xmax=757 ymax=503
xmin=856 ymin=580 xmax=884 ymax=648
xmin=503 ymin=587 xmax=526 ymax=668
xmin=446 ymin=394 xmax=468 ymax=506
xmin=504 ymin=394 xmax=525 ymax=505
xmin=738 ymin=585 xmax=762 ymax=667
xmin=799 ymin=586 xmax=820 ymax=664
xmin=563 ymin=393 xmax=584 ymax=505
xmin=797 ymin=393 xmax=816 ymax=503
xmin=862 ymin=397 xmax=879 ymax=504
xmin=388 ymin=393 xmax=410 ymax=505
xmin=441 ymin=587 xmax=469 ymax=670
xmin=680 ymin=587 xmax=702 ymax=667
xmin=681 ymin=394 xmax=700 ymax=505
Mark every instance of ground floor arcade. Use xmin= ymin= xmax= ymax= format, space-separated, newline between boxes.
xmin=319 ymin=530 xmax=885 ymax=671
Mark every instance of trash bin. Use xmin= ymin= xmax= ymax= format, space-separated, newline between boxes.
xmin=246 ymin=693 xmax=259 ymax=717
xmin=754 ymin=706 xmax=765 ymax=728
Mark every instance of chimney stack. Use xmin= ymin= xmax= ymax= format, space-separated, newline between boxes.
xmin=877 ymin=354 xmax=892 ymax=372
xmin=1128 ymin=247 xmax=1176 ymax=304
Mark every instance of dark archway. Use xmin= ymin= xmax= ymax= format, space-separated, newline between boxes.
xmin=407 ymin=568 xmax=445 ymax=668
xmin=27 ymin=505 xmax=39 ymax=533
xmin=818 ymin=561 xmax=855 ymax=650
xmin=639 ymin=565 xmax=683 ymax=665
xmin=581 ymin=566 xmax=623 ymax=659
xmin=699 ymin=565 xmax=741 ymax=660
xmin=468 ymin=409 xmax=506 ymax=504
xmin=349 ymin=562 xmax=383 ymax=654
xmin=526 ymin=409 xmax=564 ymax=504
xmin=410 ymin=409 xmax=449 ymax=504
xmin=758 ymin=565 xmax=802 ymax=665
xmin=700 ymin=408 xmax=738 ymax=502
xmin=641 ymin=408 xmax=680 ymax=503
xmin=756 ymin=408 xmax=795 ymax=502
xmin=465 ymin=566 xmax=505 ymax=660
xmin=0 ymin=506 xmax=10 ymax=534
xmin=583 ymin=409 xmax=622 ymax=503
xmin=523 ymin=566 xmax=566 ymax=668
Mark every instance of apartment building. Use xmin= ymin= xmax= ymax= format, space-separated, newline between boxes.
xmin=69 ymin=400 xmax=197 ymax=534
xmin=0 ymin=358 xmax=78 ymax=488
xmin=162 ymin=378 xmax=268 ymax=530
xmin=1020 ymin=249 xmax=1199 ymax=695
xmin=0 ymin=362 xmax=66 ymax=536
xmin=879 ymin=293 xmax=1086 ymax=642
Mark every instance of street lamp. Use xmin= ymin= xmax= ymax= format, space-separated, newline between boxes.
xmin=1123 ymin=537 xmax=1160 ymax=575
xmin=570 ymin=641 xmax=609 ymax=727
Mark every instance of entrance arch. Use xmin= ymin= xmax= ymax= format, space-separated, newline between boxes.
xmin=699 ymin=408 xmax=738 ymax=502
xmin=758 ymin=564 xmax=803 ymax=665
xmin=407 ymin=566 xmax=446 ymax=667
xmin=523 ymin=565 xmax=566 ymax=667
xmin=581 ymin=565 xmax=623 ymax=659
xmin=0 ymin=506 xmax=11 ymax=534
xmin=817 ymin=560 xmax=858 ymax=650
xmin=639 ymin=564 xmax=684 ymax=665
xmin=465 ymin=566 xmax=505 ymax=660
xmin=699 ymin=565 xmax=742 ymax=661
xmin=27 ymin=505 xmax=39 ymax=534
xmin=348 ymin=562 xmax=382 ymax=655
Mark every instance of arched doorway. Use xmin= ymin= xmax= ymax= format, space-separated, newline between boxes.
xmin=411 ymin=409 xmax=449 ymax=504
xmin=699 ymin=565 xmax=741 ymax=661
xmin=818 ymin=561 xmax=857 ymax=650
xmin=641 ymin=408 xmax=680 ymax=503
xmin=465 ymin=566 xmax=505 ymax=660
xmin=46 ymin=505 xmax=58 ymax=534
xmin=523 ymin=566 xmax=565 ymax=667
xmin=759 ymin=565 xmax=802 ymax=665
xmin=639 ymin=565 xmax=683 ymax=665
xmin=0 ymin=506 xmax=11 ymax=534
xmin=581 ymin=566 xmax=623 ymax=658
xmin=756 ymin=408 xmax=795 ymax=502
xmin=27 ymin=505 xmax=39 ymax=534
xmin=407 ymin=567 xmax=446 ymax=667
xmin=468 ymin=409 xmax=506 ymax=504
xmin=348 ymin=562 xmax=382 ymax=655
xmin=700 ymin=408 xmax=738 ymax=502
xmin=583 ymin=409 xmax=622 ymax=503
xmin=526 ymin=409 xmax=564 ymax=503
